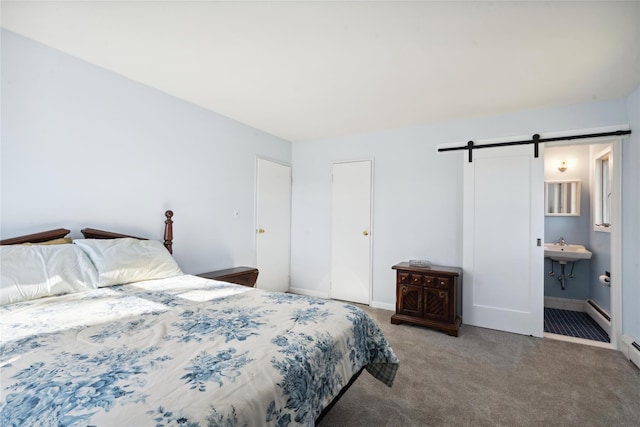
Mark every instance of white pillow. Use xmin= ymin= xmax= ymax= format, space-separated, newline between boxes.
xmin=73 ymin=238 xmax=183 ymax=287
xmin=0 ymin=244 xmax=98 ymax=305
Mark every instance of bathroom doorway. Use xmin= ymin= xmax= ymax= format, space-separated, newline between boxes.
xmin=543 ymin=137 xmax=622 ymax=349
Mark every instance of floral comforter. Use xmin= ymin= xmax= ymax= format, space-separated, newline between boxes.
xmin=0 ymin=275 xmax=398 ymax=426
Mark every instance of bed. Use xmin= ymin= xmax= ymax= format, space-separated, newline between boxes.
xmin=0 ymin=211 xmax=398 ymax=426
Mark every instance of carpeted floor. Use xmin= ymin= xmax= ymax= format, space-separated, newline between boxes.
xmin=318 ymin=306 xmax=640 ymax=427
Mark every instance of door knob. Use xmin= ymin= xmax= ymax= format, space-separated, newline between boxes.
xmin=362 ymin=230 xmax=369 ymax=236
xmin=258 ymin=228 xmax=265 ymax=234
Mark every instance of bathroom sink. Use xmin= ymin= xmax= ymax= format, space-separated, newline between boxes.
xmin=544 ymin=243 xmax=592 ymax=264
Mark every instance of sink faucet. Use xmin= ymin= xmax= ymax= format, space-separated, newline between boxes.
xmin=559 ymin=237 xmax=567 ymax=246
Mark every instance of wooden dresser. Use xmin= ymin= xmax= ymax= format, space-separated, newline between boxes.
xmin=197 ymin=267 xmax=259 ymax=288
xmin=390 ymin=262 xmax=462 ymax=336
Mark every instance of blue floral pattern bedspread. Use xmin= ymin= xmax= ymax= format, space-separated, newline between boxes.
xmin=0 ymin=275 xmax=398 ymax=426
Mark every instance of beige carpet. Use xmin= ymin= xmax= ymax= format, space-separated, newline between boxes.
xmin=318 ymin=306 xmax=640 ymax=427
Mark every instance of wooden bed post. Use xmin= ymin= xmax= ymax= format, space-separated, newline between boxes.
xmin=164 ymin=210 xmax=174 ymax=254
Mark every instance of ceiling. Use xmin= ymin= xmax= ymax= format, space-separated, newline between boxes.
xmin=2 ymin=1 xmax=639 ymax=142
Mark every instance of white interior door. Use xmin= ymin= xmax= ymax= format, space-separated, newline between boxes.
xmin=463 ymin=145 xmax=544 ymax=337
xmin=256 ymin=158 xmax=291 ymax=292
xmin=330 ymin=160 xmax=372 ymax=304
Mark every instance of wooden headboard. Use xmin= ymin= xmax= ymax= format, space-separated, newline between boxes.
xmin=0 ymin=228 xmax=71 ymax=245
xmin=81 ymin=210 xmax=174 ymax=254
xmin=0 ymin=210 xmax=174 ymax=254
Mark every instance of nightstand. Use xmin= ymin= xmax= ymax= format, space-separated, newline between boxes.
xmin=390 ymin=262 xmax=462 ymax=336
xmin=197 ymin=267 xmax=259 ymax=288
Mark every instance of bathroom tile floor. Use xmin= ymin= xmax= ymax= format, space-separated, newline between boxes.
xmin=543 ymin=307 xmax=609 ymax=343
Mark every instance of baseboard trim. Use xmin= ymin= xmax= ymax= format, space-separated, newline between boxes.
xmin=544 ymin=296 xmax=584 ymax=312
xmin=621 ymin=335 xmax=640 ymax=370
xmin=584 ymin=299 xmax=611 ymax=336
xmin=371 ymin=301 xmax=395 ymax=311
xmin=287 ymin=288 xmax=398 ymax=311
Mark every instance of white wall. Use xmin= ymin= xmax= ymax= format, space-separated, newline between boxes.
xmin=291 ymin=99 xmax=632 ymax=310
xmin=0 ymin=30 xmax=291 ymax=274
xmin=622 ymin=86 xmax=640 ymax=340
xmin=291 ymin=129 xmax=463 ymax=306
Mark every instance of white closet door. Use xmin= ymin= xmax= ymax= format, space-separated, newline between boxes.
xmin=463 ymin=145 xmax=544 ymax=337
xmin=330 ymin=160 xmax=372 ymax=305
xmin=256 ymin=158 xmax=291 ymax=292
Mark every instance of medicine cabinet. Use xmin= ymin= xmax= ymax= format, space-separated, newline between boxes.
xmin=545 ymin=180 xmax=580 ymax=216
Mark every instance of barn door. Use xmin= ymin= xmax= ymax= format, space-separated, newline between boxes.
xmin=463 ymin=145 xmax=544 ymax=337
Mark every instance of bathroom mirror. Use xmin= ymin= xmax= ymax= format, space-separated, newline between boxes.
xmin=545 ymin=180 xmax=580 ymax=216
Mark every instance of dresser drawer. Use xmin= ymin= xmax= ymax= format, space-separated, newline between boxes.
xmin=436 ymin=277 xmax=451 ymax=289
xmin=403 ymin=274 xmax=451 ymax=289
xmin=422 ymin=275 xmax=451 ymax=289
xmin=410 ymin=274 xmax=423 ymax=285
xmin=424 ymin=275 xmax=436 ymax=287
xmin=398 ymin=272 xmax=411 ymax=285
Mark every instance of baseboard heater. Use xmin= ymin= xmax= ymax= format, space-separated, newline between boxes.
xmin=622 ymin=336 xmax=640 ymax=370
xmin=584 ymin=299 xmax=611 ymax=336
